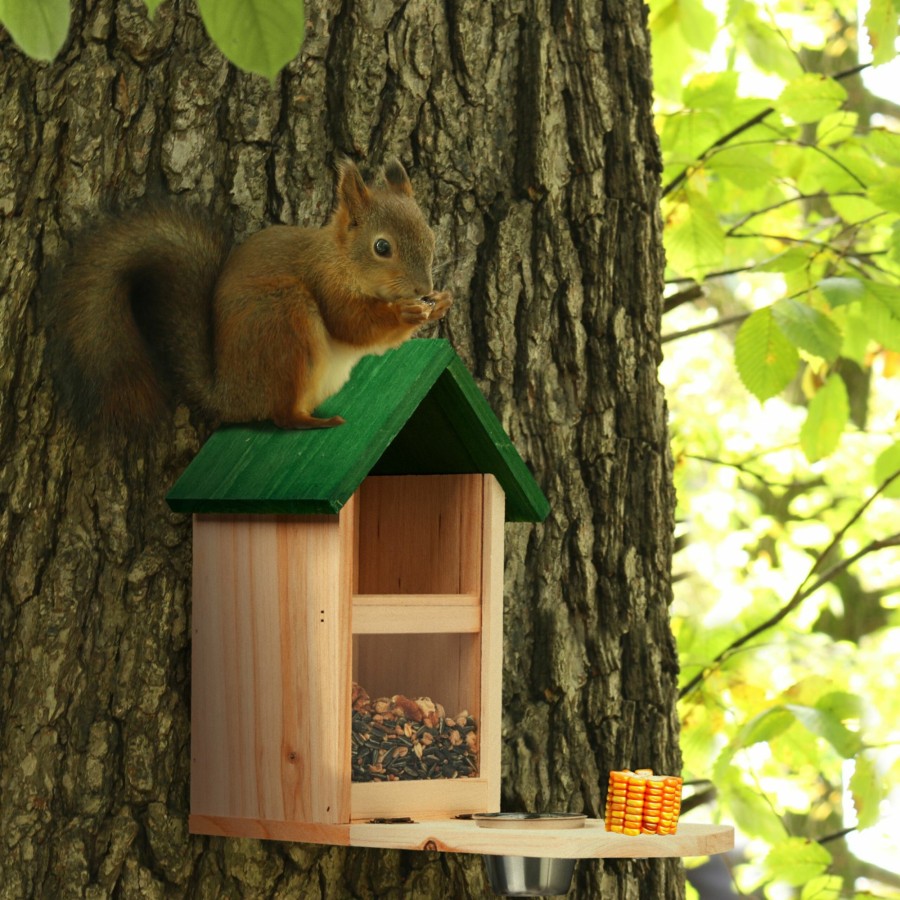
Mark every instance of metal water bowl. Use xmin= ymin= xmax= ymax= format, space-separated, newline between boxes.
xmin=473 ymin=813 xmax=585 ymax=897
xmin=483 ymin=854 xmax=577 ymax=897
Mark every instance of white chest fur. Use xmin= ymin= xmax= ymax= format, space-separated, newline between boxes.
xmin=312 ymin=338 xmax=393 ymax=408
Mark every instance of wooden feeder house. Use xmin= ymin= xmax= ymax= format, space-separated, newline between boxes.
xmin=167 ymin=339 xmax=733 ymax=866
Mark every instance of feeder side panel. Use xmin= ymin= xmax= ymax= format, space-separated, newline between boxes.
xmin=190 ymin=510 xmax=351 ymax=826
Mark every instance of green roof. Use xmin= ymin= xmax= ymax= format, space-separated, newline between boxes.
xmin=165 ymin=340 xmax=549 ymax=522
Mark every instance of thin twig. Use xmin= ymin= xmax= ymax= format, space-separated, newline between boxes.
xmin=661 ymin=312 xmax=749 ymax=343
xmin=662 ymin=107 xmax=777 ymax=198
xmin=663 ymin=284 xmax=705 ymax=313
xmin=682 ymin=452 xmax=821 ymax=491
xmin=660 ymin=62 xmax=872 ymax=199
xmin=799 ymin=470 xmax=900 ymax=590
xmin=726 ymin=191 xmax=865 ymax=233
xmin=818 ymin=827 xmax=857 ymax=844
xmin=679 ymin=470 xmax=900 ymax=699
xmin=666 ymin=264 xmax=762 ymax=286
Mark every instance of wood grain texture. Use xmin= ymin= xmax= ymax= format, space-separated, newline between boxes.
xmin=350 ymin=779 xmax=495 ymax=821
xmin=348 ymin=820 xmax=733 ymax=859
xmin=352 ymin=593 xmax=480 ymax=606
xmin=349 ymin=474 xmax=502 ymax=820
xmin=190 ymin=473 xmax=500 ymax=832
xmin=190 ymin=511 xmax=351 ymax=825
xmin=356 ymin=474 xmax=483 ymax=594
xmin=188 ymin=816 xmax=734 ymax=860
xmin=351 ymin=475 xmax=488 ymax=718
xmin=479 ymin=475 xmax=505 ymax=812
xmin=351 ymin=602 xmax=481 ymax=634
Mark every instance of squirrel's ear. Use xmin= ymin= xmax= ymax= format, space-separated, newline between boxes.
xmin=335 ymin=158 xmax=371 ymax=221
xmin=384 ymin=159 xmax=413 ymax=197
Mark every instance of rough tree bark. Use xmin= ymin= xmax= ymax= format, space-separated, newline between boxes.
xmin=0 ymin=1 xmax=679 ymax=897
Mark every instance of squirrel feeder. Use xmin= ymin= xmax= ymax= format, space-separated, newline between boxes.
xmin=167 ymin=339 xmax=732 ymax=879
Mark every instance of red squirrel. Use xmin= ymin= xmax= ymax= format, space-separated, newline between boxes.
xmin=52 ymin=158 xmax=452 ymax=430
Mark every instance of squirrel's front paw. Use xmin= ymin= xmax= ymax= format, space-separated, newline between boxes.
xmin=424 ymin=290 xmax=452 ymax=321
xmin=398 ymin=299 xmax=433 ymax=325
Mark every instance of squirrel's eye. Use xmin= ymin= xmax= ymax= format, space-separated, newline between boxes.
xmin=374 ymin=238 xmax=392 ymax=257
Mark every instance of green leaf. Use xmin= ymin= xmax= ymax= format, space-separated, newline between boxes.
xmin=863 ymin=280 xmax=900 ymax=311
xmin=821 ymin=277 xmax=900 ymax=350
xmin=874 ymin=443 xmax=900 ymax=498
xmin=829 ymin=192 xmax=884 ymax=225
xmin=196 ymin=0 xmax=305 ymax=80
xmin=737 ymin=702 xmax=862 ymax=758
xmin=664 ymin=191 xmax=726 ymax=279
xmin=892 ymin=222 xmax=900 ymax=267
xmin=683 ymin=72 xmax=738 ymax=109
xmin=849 ymin=753 xmax=882 ymax=829
xmin=832 ymin=142 xmax=884 ymax=185
xmin=861 ymin=302 xmax=900 ymax=351
xmin=660 ymin=109 xmax=727 ymax=165
xmin=731 ymin=8 xmax=803 ymax=79
xmin=785 ymin=703 xmax=862 ymax=758
xmin=868 ymin=128 xmax=900 ymax=166
xmin=801 ymin=875 xmax=842 ymax=900
xmin=865 ymin=0 xmax=899 ymax=66
xmin=816 ymin=111 xmax=859 ymax=147
xmin=764 ymin=837 xmax=832 ymax=888
xmin=755 ymin=247 xmax=813 ymax=274
xmin=706 ymin=145 xmax=778 ymax=189
xmin=819 ymin=277 xmax=867 ymax=309
xmin=797 ymin=143 xmax=868 ymax=194
xmin=143 ymin=0 xmax=166 ymax=17
xmin=721 ymin=778 xmax=789 ymax=844
xmin=649 ymin=2 xmax=694 ymax=102
xmin=828 ymin=305 xmax=869 ymax=365
xmin=0 ymin=0 xmax=70 ymax=60
xmin=800 ymin=375 xmax=850 ymax=463
xmin=776 ymin=75 xmax=848 ymax=125
xmin=861 ymin=280 xmax=900 ymax=351
xmin=677 ymin=0 xmax=718 ymax=52
xmin=734 ymin=308 xmax=799 ymax=401
xmin=772 ymin=299 xmax=842 ymax=362
xmin=734 ymin=707 xmax=796 ymax=749
xmin=868 ymin=178 xmax=900 ymax=215
xmin=815 ymin=691 xmax=862 ymax=722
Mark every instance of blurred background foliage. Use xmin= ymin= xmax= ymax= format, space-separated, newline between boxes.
xmin=651 ymin=0 xmax=900 ymax=896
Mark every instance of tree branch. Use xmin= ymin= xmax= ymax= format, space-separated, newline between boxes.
xmin=725 ymin=191 xmax=866 ymax=234
xmin=666 ymin=264 xmax=763 ymax=286
xmin=853 ymin=860 xmax=900 ymax=891
xmin=663 ymin=284 xmax=705 ymax=314
xmin=679 ymin=470 xmax=900 ymax=699
xmin=661 ymin=107 xmax=778 ymax=199
xmin=661 ymin=312 xmax=749 ymax=344
xmin=660 ymin=62 xmax=872 ymax=200
xmin=680 ymin=785 xmax=718 ymax=815
xmin=682 ymin=453 xmax=823 ymax=491
xmin=817 ymin=826 xmax=856 ymax=845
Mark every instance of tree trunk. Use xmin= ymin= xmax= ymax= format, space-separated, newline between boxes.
xmin=0 ymin=1 xmax=679 ymax=897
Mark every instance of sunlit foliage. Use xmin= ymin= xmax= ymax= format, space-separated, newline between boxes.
xmin=653 ymin=1 xmax=900 ymax=895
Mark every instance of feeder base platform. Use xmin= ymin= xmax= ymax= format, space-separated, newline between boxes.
xmin=190 ymin=816 xmax=733 ymax=859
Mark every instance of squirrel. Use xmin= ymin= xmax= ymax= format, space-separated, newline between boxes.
xmin=51 ymin=158 xmax=452 ymax=431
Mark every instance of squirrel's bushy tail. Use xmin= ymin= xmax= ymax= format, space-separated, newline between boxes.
xmin=51 ymin=206 xmax=231 ymax=431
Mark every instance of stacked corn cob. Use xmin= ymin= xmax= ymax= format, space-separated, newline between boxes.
xmin=604 ymin=769 xmax=683 ymax=835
